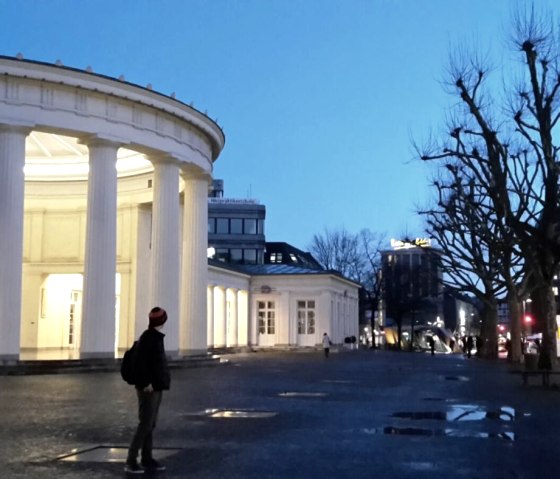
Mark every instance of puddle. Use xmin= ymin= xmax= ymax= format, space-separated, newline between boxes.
xmin=392 ymin=405 xmax=515 ymax=422
xmin=363 ymin=427 xmax=515 ymax=441
xmin=444 ymin=376 xmax=470 ymax=381
xmin=57 ymin=446 xmax=181 ymax=463
xmin=205 ymin=409 xmax=278 ymax=418
xmin=183 ymin=408 xmax=278 ymax=418
xmin=278 ymin=392 xmax=327 ymax=397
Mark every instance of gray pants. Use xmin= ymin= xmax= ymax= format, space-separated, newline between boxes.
xmin=127 ymin=389 xmax=163 ymax=464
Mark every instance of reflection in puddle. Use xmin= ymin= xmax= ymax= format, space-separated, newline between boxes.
xmin=202 ymin=408 xmax=277 ymax=418
xmin=392 ymin=405 xmax=515 ymax=422
xmin=278 ymin=392 xmax=327 ymax=397
xmin=363 ymin=427 xmax=515 ymax=441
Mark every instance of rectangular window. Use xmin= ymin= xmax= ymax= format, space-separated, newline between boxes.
xmin=257 ymin=250 xmax=264 ymax=264
xmin=270 ymin=252 xmax=283 ymax=263
xmin=215 ymin=248 xmax=229 ymax=262
xmin=257 ymin=301 xmax=275 ymax=334
xmin=230 ymin=218 xmax=243 ymax=234
xmin=244 ymin=249 xmax=257 ymax=264
xmin=230 ymin=249 xmax=243 ymax=264
xmin=208 ymin=218 xmax=216 ymax=234
xmin=244 ymin=218 xmax=257 ymax=234
xmin=216 ymin=218 xmax=229 ymax=234
xmin=257 ymin=219 xmax=264 ymax=235
xmin=297 ymin=300 xmax=315 ymax=334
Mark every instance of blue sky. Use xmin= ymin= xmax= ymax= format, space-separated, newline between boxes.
xmin=1 ymin=0 xmax=558 ymax=250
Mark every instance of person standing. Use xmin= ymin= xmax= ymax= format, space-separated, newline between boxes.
xmin=322 ymin=332 xmax=332 ymax=358
xmin=125 ymin=307 xmax=171 ymax=474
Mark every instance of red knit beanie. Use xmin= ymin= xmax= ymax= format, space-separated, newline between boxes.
xmin=149 ymin=307 xmax=168 ymax=328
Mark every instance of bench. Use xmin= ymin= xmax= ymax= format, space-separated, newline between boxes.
xmin=510 ymin=369 xmax=560 ymax=387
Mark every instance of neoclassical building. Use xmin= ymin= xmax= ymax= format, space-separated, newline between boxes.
xmin=0 ymin=56 xmax=359 ymax=362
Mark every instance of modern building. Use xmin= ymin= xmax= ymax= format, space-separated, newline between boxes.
xmin=208 ymin=179 xmax=266 ymax=265
xmin=381 ymin=238 xmax=444 ymax=332
xmin=0 ymin=57 xmax=359 ymax=361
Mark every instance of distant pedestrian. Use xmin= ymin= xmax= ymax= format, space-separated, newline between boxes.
xmin=427 ymin=336 xmax=435 ymax=356
xmin=466 ymin=336 xmax=474 ymax=358
xmin=322 ymin=333 xmax=332 ymax=358
xmin=125 ymin=307 xmax=171 ymax=474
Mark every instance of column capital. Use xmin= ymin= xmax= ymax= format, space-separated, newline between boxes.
xmin=180 ymin=163 xmax=212 ymax=182
xmin=78 ymin=134 xmax=124 ymax=149
xmin=0 ymin=124 xmax=32 ymax=136
xmin=149 ymin=153 xmax=181 ymax=167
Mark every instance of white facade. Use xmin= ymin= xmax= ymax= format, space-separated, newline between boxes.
xmin=1 ymin=57 xmax=359 ymax=361
xmin=0 ymin=57 xmax=224 ymax=360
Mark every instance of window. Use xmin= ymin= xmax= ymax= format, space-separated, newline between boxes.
xmin=257 ymin=301 xmax=275 ymax=334
xmin=244 ymin=218 xmax=257 ymax=234
xmin=215 ymin=248 xmax=229 ymax=262
xmin=257 ymin=250 xmax=264 ymax=264
xmin=231 ymin=218 xmax=243 ymax=234
xmin=270 ymin=252 xmax=283 ymax=263
xmin=230 ymin=249 xmax=243 ymax=264
xmin=208 ymin=218 xmax=216 ymax=234
xmin=297 ymin=300 xmax=315 ymax=334
xmin=216 ymin=218 xmax=229 ymax=234
xmin=244 ymin=249 xmax=257 ymax=264
xmin=257 ymin=219 xmax=264 ymax=235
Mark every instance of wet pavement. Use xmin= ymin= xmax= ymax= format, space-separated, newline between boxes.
xmin=1 ymin=348 xmax=560 ymax=478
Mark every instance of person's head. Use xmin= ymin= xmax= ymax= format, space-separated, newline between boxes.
xmin=149 ymin=307 xmax=168 ymax=330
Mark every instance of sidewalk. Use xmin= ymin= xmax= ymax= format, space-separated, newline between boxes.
xmin=1 ymin=349 xmax=559 ymax=478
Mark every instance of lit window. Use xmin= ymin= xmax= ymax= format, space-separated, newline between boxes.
xmin=258 ymin=301 xmax=275 ymax=335
xmin=270 ymin=253 xmax=283 ymax=263
xmin=297 ymin=300 xmax=315 ymax=334
xmin=289 ymin=253 xmax=298 ymax=263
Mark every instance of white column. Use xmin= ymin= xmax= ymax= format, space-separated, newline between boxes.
xmin=179 ymin=169 xmax=210 ymax=355
xmin=237 ymin=290 xmax=249 ymax=346
xmin=0 ymin=126 xmax=29 ymax=359
xmin=229 ymin=288 xmax=238 ymax=347
xmin=214 ymin=286 xmax=226 ymax=347
xmin=149 ymin=157 xmax=180 ymax=354
xmin=207 ymin=285 xmax=215 ymax=348
xmin=80 ymin=138 xmax=120 ymax=357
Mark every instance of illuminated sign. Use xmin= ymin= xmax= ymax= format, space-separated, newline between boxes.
xmin=390 ymin=238 xmax=432 ymax=250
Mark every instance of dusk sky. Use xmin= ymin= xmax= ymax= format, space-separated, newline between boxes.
xmin=1 ymin=0 xmax=558 ymax=251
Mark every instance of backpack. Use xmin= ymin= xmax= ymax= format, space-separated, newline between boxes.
xmin=120 ymin=341 xmax=139 ymax=385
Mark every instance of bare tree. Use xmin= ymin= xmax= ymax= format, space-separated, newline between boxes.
xmin=419 ymin=7 xmax=560 ymax=365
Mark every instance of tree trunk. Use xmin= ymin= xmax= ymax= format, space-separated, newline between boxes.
xmin=507 ymin=295 xmax=523 ymax=363
xmin=481 ymin=302 xmax=498 ymax=359
xmin=532 ymin=284 xmax=558 ymax=369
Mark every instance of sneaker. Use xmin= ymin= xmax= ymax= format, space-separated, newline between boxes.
xmin=124 ymin=461 xmax=144 ymax=474
xmin=142 ymin=458 xmax=166 ymax=471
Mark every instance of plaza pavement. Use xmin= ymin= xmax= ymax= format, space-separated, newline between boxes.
xmin=1 ymin=348 xmax=559 ymax=479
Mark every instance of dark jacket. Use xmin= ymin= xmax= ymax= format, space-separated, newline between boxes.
xmin=134 ymin=328 xmax=171 ymax=391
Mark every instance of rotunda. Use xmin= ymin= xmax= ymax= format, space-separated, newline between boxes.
xmin=0 ymin=56 xmax=225 ymax=360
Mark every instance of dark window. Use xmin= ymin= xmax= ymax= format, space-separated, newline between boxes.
xmin=215 ymin=248 xmax=229 ymax=262
xmin=231 ymin=218 xmax=243 ymax=234
xmin=230 ymin=249 xmax=243 ymax=263
xmin=244 ymin=249 xmax=257 ymax=264
xmin=216 ymin=218 xmax=229 ymax=234
xmin=244 ymin=218 xmax=257 ymax=234
xmin=257 ymin=220 xmax=264 ymax=235
xmin=257 ymin=250 xmax=264 ymax=264
xmin=208 ymin=218 xmax=216 ymax=234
